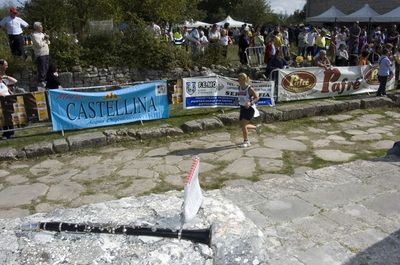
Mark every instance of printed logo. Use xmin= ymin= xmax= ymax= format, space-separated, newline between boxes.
xmin=281 ymin=71 xmax=317 ymax=93
xmin=364 ymin=66 xmax=394 ymax=85
xmin=156 ymin=84 xmax=167 ymax=95
xmin=186 ymin=81 xmax=197 ymax=95
xmin=105 ymin=92 xmax=118 ymax=99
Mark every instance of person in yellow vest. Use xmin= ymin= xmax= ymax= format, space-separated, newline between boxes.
xmin=315 ymin=30 xmax=326 ymax=56
xmin=273 ymin=27 xmax=283 ymax=52
xmin=173 ymin=27 xmax=185 ymax=47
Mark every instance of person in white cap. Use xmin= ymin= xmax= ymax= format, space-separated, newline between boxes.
xmin=0 ymin=7 xmax=29 ymax=57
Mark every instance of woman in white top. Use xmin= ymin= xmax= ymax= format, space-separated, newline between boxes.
xmin=0 ymin=75 xmax=17 ymax=96
xmin=237 ymin=73 xmax=261 ymax=148
xmin=0 ymin=59 xmax=17 ymax=139
xmin=208 ymin=24 xmax=220 ymax=43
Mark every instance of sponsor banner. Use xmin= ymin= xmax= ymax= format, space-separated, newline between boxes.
xmin=278 ymin=65 xmax=396 ymax=101
xmin=182 ymin=75 xmax=274 ymax=109
xmin=0 ymin=92 xmax=49 ymax=127
xmin=48 ymin=81 xmax=169 ymax=131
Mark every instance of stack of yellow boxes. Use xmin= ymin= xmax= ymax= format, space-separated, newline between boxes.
xmin=33 ymin=91 xmax=49 ymax=121
xmin=12 ymin=96 xmax=28 ymax=127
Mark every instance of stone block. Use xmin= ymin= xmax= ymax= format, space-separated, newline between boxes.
xmin=24 ymin=142 xmax=54 ymax=158
xmin=181 ymin=120 xmax=203 ymax=133
xmin=67 ymin=132 xmax=107 ymax=151
xmin=159 ymin=124 xmax=184 ymax=136
xmin=333 ymin=101 xmax=350 ymax=112
xmin=262 ymin=108 xmax=283 ymax=122
xmin=0 ymin=147 xmax=19 ymax=161
xmin=277 ymin=104 xmax=316 ymax=121
xmin=53 ymin=138 xmax=69 ymax=153
xmin=136 ymin=127 xmax=163 ymax=140
xmin=58 ymin=72 xmax=73 ymax=88
xmin=216 ymin=112 xmax=240 ymax=126
xmin=361 ymin=97 xmax=395 ymax=109
xmin=313 ymin=101 xmax=337 ymax=115
xmin=201 ymin=118 xmax=224 ymax=130
xmin=388 ymin=94 xmax=400 ymax=106
xmin=346 ymin=99 xmax=361 ymax=110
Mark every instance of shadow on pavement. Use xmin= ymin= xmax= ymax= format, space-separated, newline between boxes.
xmin=343 ymin=228 xmax=400 ymax=265
xmin=156 ymin=144 xmax=237 ymax=157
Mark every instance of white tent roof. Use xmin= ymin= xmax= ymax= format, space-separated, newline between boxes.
xmin=216 ymin=16 xmax=252 ymax=28
xmin=339 ymin=4 xmax=380 ymax=22
xmin=306 ymin=6 xmax=346 ymax=23
xmin=183 ymin=20 xmax=212 ymax=29
xmin=373 ymin=6 xmax=400 ymax=22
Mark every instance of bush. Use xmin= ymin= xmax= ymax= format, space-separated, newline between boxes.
xmin=118 ymin=23 xmax=191 ymax=70
xmin=80 ymin=33 xmax=123 ymax=68
xmin=49 ymin=33 xmax=81 ymax=70
xmin=194 ymin=42 xmax=228 ymax=67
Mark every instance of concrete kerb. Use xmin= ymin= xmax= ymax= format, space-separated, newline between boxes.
xmin=0 ymin=96 xmax=399 ymax=161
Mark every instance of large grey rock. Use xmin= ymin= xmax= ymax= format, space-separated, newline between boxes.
xmin=24 ymin=142 xmax=54 ymax=158
xmin=53 ymin=139 xmax=69 ymax=153
xmin=181 ymin=120 xmax=203 ymax=133
xmin=216 ymin=112 xmax=239 ymax=126
xmin=262 ymin=108 xmax=283 ymax=122
xmin=361 ymin=97 xmax=395 ymax=109
xmin=346 ymin=99 xmax=362 ymax=110
xmin=67 ymin=132 xmax=107 ymax=151
xmin=312 ymin=101 xmax=337 ymax=115
xmin=0 ymin=191 xmax=266 ymax=265
xmin=0 ymin=147 xmax=19 ymax=161
xmin=277 ymin=104 xmax=316 ymax=121
xmin=159 ymin=124 xmax=184 ymax=137
xmin=201 ymin=118 xmax=224 ymax=130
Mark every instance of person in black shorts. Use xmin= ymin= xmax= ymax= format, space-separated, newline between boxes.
xmin=237 ymin=73 xmax=261 ymax=148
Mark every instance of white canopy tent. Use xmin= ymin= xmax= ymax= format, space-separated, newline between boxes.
xmin=306 ymin=6 xmax=346 ymax=23
xmin=339 ymin=4 xmax=380 ymax=22
xmin=216 ymin=16 xmax=252 ymax=28
xmin=373 ymin=6 xmax=400 ymax=23
xmin=182 ymin=20 xmax=212 ymax=29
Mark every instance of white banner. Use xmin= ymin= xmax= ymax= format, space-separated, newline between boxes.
xmin=182 ymin=75 xmax=275 ymax=109
xmin=278 ymin=65 xmax=396 ymax=101
xmin=182 ymin=157 xmax=203 ymax=223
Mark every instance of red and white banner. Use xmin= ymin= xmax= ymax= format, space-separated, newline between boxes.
xmin=278 ymin=65 xmax=396 ymax=101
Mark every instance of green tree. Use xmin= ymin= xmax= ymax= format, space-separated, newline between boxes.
xmin=23 ymin=0 xmax=71 ymax=32
xmin=197 ymin=0 xmax=242 ymax=22
xmin=118 ymin=0 xmax=200 ymax=23
xmin=231 ymin=0 xmax=273 ymax=26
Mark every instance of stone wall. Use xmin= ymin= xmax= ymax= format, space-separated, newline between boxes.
xmin=306 ymin=0 xmax=399 ymax=18
xmin=13 ymin=65 xmax=264 ymax=91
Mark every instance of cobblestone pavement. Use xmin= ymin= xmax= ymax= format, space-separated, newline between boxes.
xmin=0 ymin=107 xmax=400 ymax=263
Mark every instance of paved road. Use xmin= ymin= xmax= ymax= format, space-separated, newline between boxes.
xmin=0 ymin=107 xmax=400 ymax=264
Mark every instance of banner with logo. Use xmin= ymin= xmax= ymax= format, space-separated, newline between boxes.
xmin=48 ymin=81 xmax=169 ymax=131
xmin=278 ymin=65 xmax=396 ymax=101
xmin=182 ymin=75 xmax=274 ymax=109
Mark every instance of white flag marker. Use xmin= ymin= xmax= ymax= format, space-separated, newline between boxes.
xmin=182 ymin=156 xmax=203 ymax=223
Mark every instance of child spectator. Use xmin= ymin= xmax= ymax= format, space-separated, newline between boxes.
xmin=45 ymin=64 xmax=61 ymax=89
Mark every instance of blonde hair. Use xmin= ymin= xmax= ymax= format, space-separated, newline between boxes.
xmin=238 ymin=73 xmax=250 ymax=85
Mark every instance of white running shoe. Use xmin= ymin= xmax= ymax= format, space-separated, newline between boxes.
xmin=238 ymin=140 xmax=251 ymax=148
xmin=256 ymin=124 xmax=262 ymax=135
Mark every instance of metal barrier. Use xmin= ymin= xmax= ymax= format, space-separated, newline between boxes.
xmin=245 ymin=46 xmax=265 ymax=67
